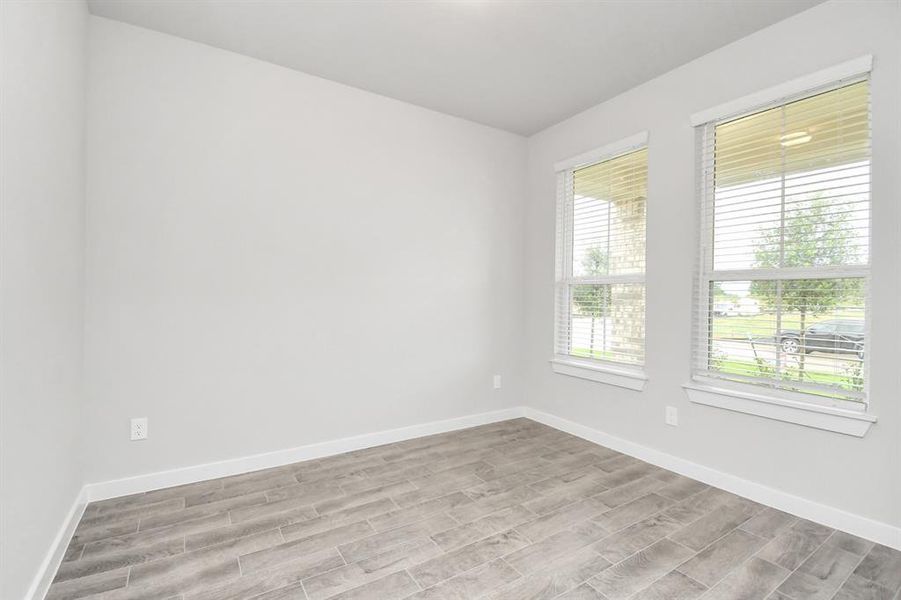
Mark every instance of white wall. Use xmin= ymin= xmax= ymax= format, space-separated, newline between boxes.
xmin=0 ymin=1 xmax=88 ymax=598
xmin=524 ymin=0 xmax=900 ymax=529
xmin=83 ymin=17 xmax=526 ymax=483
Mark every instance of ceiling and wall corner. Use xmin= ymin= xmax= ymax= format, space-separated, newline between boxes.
xmin=85 ymin=0 xmax=822 ymax=135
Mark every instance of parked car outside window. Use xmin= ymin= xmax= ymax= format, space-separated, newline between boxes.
xmin=779 ymin=319 xmax=864 ymax=359
xmin=713 ymin=301 xmax=736 ymax=316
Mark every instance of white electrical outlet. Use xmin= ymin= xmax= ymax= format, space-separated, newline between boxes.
xmin=665 ymin=406 xmax=678 ymax=427
xmin=131 ymin=417 xmax=148 ymax=441
xmin=493 ymin=374 xmax=502 ymax=389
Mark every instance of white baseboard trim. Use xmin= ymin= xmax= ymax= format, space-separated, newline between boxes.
xmin=27 ymin=407 xmax=524 ymax=600
xmin=522 ymin=407 xmax=901 ymax=551
xmin=84 ymin=407 xmax=526 ymax=503
xmin=25 ymin=487 xmax=88 ymax=600
xmin=29 ymin=403 xmax=900 ymax=600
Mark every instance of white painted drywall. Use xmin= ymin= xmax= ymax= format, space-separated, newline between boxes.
xmin=83 ymin=17 xmax=527 ymax=483
xmin=0 ymin=1 xmax=88 ymax=598
xmin=524 ymin=0 xmax=900 ymax=528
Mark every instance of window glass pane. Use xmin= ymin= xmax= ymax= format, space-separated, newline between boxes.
xmin=700 ymin=80 xmax=870 ymax=402
xmin=712 ymin=82 xmax=870 ymax=271
xmin=572 ymin=149 xmax=646 ymax=277
xmin=569 ymin=283 xmax=645 ymax=365
xmin=707 ymin=278 xmax=865 ymax=400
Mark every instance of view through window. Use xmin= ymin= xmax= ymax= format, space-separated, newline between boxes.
xmin=556 ymin=146 xmax=647 ymax=367
xmin=697 ymin=80 xmax=870 ymax=403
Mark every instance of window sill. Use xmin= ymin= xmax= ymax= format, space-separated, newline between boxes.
xmin=550 ymin=358 xmax=648 ymax=391
xmin=683 ymin=381 xmax=876 ymax=437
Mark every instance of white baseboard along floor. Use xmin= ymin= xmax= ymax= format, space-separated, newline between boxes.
xmin=28 ymin=406 xmax=901 ymax=600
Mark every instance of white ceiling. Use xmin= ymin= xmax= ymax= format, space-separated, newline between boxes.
xmin=87 ymin=0 xmax=822 ymax=135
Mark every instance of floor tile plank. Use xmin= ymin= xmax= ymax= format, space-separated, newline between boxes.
xmin=409 ymin=529 xmax=529 ymax=588
xmin=702 ymin=556 xmax=789 ymax=600
xmin=853 ymin=544 xmax=901 ymax=593
xmin=677 ymin=529 xmax=767 ymax=587
xmin=326 ymin=569 xmax=419 ymax=600
xmin=303 ymin=538 xmax=441 ymax=600
xmin=832 ymin=573 xmax=896 ymax=600
xmin=337 ymin=514 xmax=455 ymax=563
xmin=505 ymin=521 xmax=609 ymax=575
xmin=775 ymin=542 xmax=862 ymax=600
xmin=589 ymin=538 xmax=694 ymax=599
xmin=756 ymin=519 xmax=834 ymax=571
xmin=630 ymin=570 xmax=707 ymax=600
xmin=407 ymin=558 xmax=518 ymax=600
xmin=483 ymin=546 xmax=611 ymax=600
xmin=431 ymin=504 xmax=534 ymax=551
xmin=240 ymin=521 xmax=372 ymax=574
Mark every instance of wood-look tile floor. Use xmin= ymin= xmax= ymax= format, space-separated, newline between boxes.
xmin=49 ymin=419 xmax=901 ymax=600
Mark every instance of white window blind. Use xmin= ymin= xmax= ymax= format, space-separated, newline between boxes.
xmin=693 ymin=78 xmax=871 ymax=405
xmin=555 ymin=143 xmax=647 ymax=368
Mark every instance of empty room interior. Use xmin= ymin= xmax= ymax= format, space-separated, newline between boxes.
xmin=3 ymin=0 xmax=901 ymax=599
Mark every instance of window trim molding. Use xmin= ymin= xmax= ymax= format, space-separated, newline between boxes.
xmin=553 ymin=132 xmax=649 ymax=374
xmin=554 ymin=131 xmax=648 ymax=173
xmin=683 ymin=381 xmax=876 ymax=437
xmin=550 ymin=357 xmax=648 ymax=391
xmin=689 ymin=55 xmax=872 ymax=126
xmin=691 ymin=73 xmax=873 ymax=412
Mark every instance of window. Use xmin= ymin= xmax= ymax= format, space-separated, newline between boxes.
xmin=554 ymin=135 xmax=647 ymax=382
xmin=694 ymin=78 xmax=871 ymax=408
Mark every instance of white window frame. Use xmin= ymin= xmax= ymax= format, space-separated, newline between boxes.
xmin=551 ymin=132 xmax=649 ymax=391
xmin=685 ymin=57 xmax=877 ymax=437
